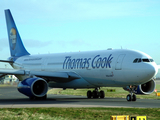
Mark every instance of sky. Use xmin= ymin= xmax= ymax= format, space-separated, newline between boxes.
xmin=0 ymin=0 xmax=160 ymax=76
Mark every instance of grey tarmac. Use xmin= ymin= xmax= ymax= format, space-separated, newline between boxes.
xmin=0 ymin=85 xmax=160 ymax=108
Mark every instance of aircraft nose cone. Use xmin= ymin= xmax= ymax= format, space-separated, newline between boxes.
xmin=145 ymin=64 xmax=158 ymax=79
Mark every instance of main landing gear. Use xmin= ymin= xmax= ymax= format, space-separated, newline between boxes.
xmin=87 ymin=88 xmax=105 ymax=99
xmin=126 ymin=86 xmax=137 ymax=102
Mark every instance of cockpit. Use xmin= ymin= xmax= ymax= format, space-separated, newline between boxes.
xmin=133 ymin=58 xmax=154 ymax=63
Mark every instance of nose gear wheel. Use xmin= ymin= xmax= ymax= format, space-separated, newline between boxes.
xmin=126 ymin=85 xmax=137 ymax=101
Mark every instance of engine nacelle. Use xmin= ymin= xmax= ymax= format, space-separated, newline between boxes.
xmin=17 ymin=77 xmax=48 ymax=98
xmin=135 ymin=80 xmax=156 ymax=95
xmin=123 ymin=79 xmax=156 ymax=95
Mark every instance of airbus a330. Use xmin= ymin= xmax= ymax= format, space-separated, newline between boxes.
xmin=0 ymin=9 xmax=158 ymax=101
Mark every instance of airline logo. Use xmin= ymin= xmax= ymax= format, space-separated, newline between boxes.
xmin=10 ymin=28 xmax=17 ymax=50
xmin=63 ymin=54 xmax=113 ymax=69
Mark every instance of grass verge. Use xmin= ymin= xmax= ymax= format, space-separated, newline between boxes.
xmin=0 ymin=108 xmax=160 ymax=120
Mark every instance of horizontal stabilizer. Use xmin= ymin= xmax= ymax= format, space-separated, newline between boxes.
xmin=0 ymin=60 xmax=14 ymax=63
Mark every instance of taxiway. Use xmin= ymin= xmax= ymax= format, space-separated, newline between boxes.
xmin=0 ymin=85 xmax=160 ymax=108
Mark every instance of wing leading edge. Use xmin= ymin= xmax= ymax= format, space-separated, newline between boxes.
xmin=0 ymin=69 xmax=81 ymax=83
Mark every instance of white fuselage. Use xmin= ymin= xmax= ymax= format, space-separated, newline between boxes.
xmin=12 ymin=49 xmax=158 ymax=89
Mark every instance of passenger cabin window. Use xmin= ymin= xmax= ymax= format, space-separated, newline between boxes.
xmin=133 ymin=58 xmax=154 ymax=63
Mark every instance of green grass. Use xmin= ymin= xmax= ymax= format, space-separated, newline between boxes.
xmin=0 ymin=84 xmax=12 ymax=87
xmin=1 ymin=83 xmax=160 ymax=119
xmin=0 ymin=108 xmax=159 ymax=120
xmin=48 ymin=84 xmax=160 ymax=100
xmin=0 ymin=84 xmax=159 ymax=119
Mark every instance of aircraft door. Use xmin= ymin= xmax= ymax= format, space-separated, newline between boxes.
xmin=41 ymin=58 xmax=48 ymax=71
xmin=115 ymin=54 xmax=125 ymax=70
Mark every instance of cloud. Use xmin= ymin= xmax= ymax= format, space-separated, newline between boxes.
xmin=20 ymin=39 xmax=93 ymax=54
xmin=0 ymin=38 xmax=53 ymax=54
xmin=23 ymin=39 xmax=53 ymax=48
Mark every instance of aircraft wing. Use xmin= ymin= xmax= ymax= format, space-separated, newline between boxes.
xmin=0 ymin=69 xmax=81 ymax=83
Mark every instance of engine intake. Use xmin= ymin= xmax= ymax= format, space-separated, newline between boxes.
xmin=135 ymin=79 xmax=156 ymax=95
xmin=123 ymin=79 xmax=156 ymax=95
xmin=18 ymin=77 xmax=48 ymax=98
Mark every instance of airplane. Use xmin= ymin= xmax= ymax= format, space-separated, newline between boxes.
xmin=0 ymin=9 xmax=158 ymax=101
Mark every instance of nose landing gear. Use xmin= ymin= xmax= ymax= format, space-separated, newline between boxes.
xmin=126 ymin=86 xmax=137 ymax=101
xmin=87 ymin=88 xmax=105 ymax=99
xmin=126 ymin=94 xmax=136 ymax=101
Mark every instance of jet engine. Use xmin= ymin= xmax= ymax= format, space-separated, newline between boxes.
xmin=135 ymin=79 xmax=155 ymax=95
xmin=123 ymin=79 xmax=156 ymax=95
xmin=17 ymin=77 xmax=48 ymax=99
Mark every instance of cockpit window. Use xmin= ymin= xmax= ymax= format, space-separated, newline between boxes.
xmin=142 ymin=59 xmax=150 ymax=62
xmin=133 ymin=58 xmax=154 ymax=63
xmin=133 ymin=58 xmax=138 ymax=63
xmin=150 ymin=59 xmax=154 ymax=62
xmin=138 ymin=59 xmax=142 ymax=63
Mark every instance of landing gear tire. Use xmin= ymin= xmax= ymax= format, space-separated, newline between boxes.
xmin=100 ymin=90 xmax=105 ymax=98
xmin=87 ymin=90 xmax=92 ymax=98
xmin=126 ymin=94 xmax=136 ymax=102
xmin=93 ymin=90 xmax=99 ymax=98
xmin=126 ymin=94 xmax=131 ymax=101
xmin=132 ymin=94 xmax=136 ymax=101
xmin=87 ymin=88 xmax=105 ymax=99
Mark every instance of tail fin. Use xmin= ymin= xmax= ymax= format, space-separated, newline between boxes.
xmin=5 ymin=9 xmax=30 ymax=57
